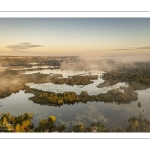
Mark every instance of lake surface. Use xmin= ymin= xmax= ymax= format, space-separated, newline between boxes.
xmin=0 ymin=68 xmax=149 ymax=131
xmin=0 ymin=89 xmax=149 ymax=130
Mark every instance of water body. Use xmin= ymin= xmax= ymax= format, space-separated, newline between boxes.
xmin=0 ymin=69 xmax=149 ymax=131
xmin=0 ymin=89 xmax=149 ymax=130
xmin=27 ymin=80 xmax=127 ymax=95
xmin=25 ymin=69 xmax=128 ymax=95
xmin=23 ymin=69 xmax=104 ymax=77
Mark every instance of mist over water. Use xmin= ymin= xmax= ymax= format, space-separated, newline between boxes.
xmin=59 ymin=54 xmax=150 ymax=72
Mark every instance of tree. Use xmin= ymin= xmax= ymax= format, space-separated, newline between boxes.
xmin=3 ymin=117 xmax=8 ymax=126
xmin=49 ymin=116 xmax=56 ymax=123
xmin=59 ymin=124 xmax=66 ymax=132
xmin=15 ymin=124 xmax=23 ymax=132
xmin=73 ymin=123 xmax=84 ymax=132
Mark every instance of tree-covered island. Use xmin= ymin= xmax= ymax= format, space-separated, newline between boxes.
xmin=24 ymin=86 xmax=138 ymax=106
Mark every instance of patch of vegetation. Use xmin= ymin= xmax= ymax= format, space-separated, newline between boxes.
xmin=91 ymin=122 xmax=110 ymax=132
xmin=29 ymin=91 xmax=79 ymax=105
xmin=26 ymin=86 xmax=138 ymax=106
xmin=126 ymin=115 xmax=150 ymax=132
xmin=1 ymin=113 xmax=150 ymax=132
xmin=0 ymin=112 xmax=34 ymax=132
xmin=34 ymin=116 xmax=57 ymax=132
xmin=97 ymin=62 xmax=150 ymax=91
xmin=51 ymin=75 xmax=98 ymax=85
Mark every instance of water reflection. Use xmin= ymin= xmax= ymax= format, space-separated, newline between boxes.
xmin=0 ymin=88 xmax=150 ymax=130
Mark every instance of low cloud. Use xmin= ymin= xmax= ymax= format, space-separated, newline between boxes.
xmin=6 ymin=42 xmax=43 ymax=51
xmin=112 ymin=47 xmax=134 ymax=51
xmin=137 ymin=46 xmax=150 ymax=49
xmin=113 ymin=46 xmax=150 ymax=51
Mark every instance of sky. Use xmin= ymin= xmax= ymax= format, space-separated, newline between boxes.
xmin=0 ymin=18 xmax=150 ymax=56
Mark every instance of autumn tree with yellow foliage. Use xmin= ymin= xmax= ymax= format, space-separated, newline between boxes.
xmin=0 ymin=112 xmax=33 ymax=132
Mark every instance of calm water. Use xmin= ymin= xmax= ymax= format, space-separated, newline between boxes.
xmin=0 ymin=89 xmax=149 ymax=130
xmin=0 ymin=68 xmax=149 ymax=131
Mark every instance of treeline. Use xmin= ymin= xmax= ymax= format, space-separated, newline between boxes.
xmin=1 ymin=113 xmax=149 ymax=132
xmin=0 ymin=56 xmax=75 ymax=67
